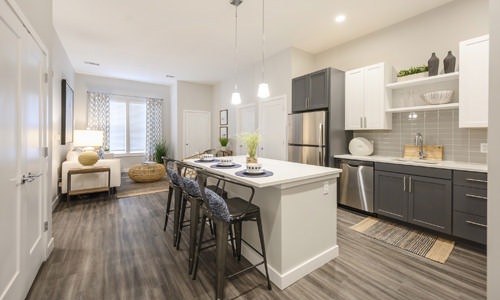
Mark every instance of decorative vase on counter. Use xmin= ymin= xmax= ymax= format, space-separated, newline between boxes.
xmin=428 ymin=52 xmax=439 ymax=76
xmin=246 ymin=154 xmax=258 ymax=164
xmin=443 ymin=50 xmax=456 ymax=73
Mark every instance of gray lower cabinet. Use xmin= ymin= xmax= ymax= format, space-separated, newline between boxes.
xmin=452 ymin=170 xmax=487 ymax=244
xmin=374 ymin=163 xmax=452 ymax=234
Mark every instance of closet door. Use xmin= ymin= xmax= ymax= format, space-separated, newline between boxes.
xmin=0 ymin=2 xmax=47 ymax=299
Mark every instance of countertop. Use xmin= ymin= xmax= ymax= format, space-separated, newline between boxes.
xmin=184 ymin=156 xmax=342 ymax=188
xmin=334 ymin=154 xmax=487 ymax=173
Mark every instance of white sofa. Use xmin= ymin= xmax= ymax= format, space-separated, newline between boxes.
xmin=61 ymin=158 xmax=121 ymax=194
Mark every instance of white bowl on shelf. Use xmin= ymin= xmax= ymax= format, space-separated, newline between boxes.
xmin=421 ymin=90 xmax=453 ymax=105
xmin=349 ymin=137 xmax=374 ymax=156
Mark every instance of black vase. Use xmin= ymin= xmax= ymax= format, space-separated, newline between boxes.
xmin=428 ymin=52 xmax=439 ymax=76
xmin=443 ymin=50 xmax=456 ymax=73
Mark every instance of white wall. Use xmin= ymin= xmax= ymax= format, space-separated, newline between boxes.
xmin=175 ymin=81 xmax=214 ymax=159
xmin=213 ymin=48 xmax=295 ymax=150
xmin=74 ymin=74 xmax=171 ymax=170
xmin=488 ymin=0 xmax=500 ymax=298
xmin=315 ymin=0 xmax=488 ymax=73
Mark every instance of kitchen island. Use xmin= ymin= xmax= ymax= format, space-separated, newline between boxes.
xmin=185 ymin=156 xmax=341 ymax=289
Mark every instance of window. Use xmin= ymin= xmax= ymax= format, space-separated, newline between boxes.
xmin=109 ymin=97 xmax=146 ymax=154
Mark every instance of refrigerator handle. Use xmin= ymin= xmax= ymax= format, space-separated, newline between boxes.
xmin=319 ymin=123 xmax=324 ymax=166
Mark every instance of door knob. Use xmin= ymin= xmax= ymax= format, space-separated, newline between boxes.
xmin=21 ymin=172 xmax=42 ymax=184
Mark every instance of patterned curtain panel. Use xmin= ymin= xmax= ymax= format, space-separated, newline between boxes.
xmin=87 ymin=91 xmax=110 ymax=149
xmin=145 ymin=98 xmax=163 ymax=161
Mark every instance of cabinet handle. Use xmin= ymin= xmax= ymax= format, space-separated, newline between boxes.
xmin=360 ymin=117 xmax=363 ymax=128
xmin=364 ymin=116 xmax=367 ymax=128
xmin=465 ymin=220 xmax=487 ymax=228
xmin=465 ymin=178 xmax=488 ymax=184
xmin=465 ymin=193 xmax=487 ymax=200
xmin=408 ymin=176 xmax=412 ymax=193
xmin=403 ymin=176 xmax=406 ymax=191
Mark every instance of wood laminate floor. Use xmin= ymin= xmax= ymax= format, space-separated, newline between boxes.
xmin=27 ymin=192 xmax=486 ymax=300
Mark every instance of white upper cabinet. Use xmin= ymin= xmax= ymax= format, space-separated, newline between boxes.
xmin=345 ymin=62 xmax=392 ymax=130
xmin=459 ymin=34 xmax=489 ymax=128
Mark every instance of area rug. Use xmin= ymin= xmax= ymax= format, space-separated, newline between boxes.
xmin=350 ymin=217 xmax=455 ymax=263
xmin=116 ymin=173 xmax=169 ymax=198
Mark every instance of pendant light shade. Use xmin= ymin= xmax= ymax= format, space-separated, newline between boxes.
xmin=231 ymin=90 xmax=242 ymax=105
xmin=257 ymin=0 xmax=269 ymax=99
xmin=257 ymin=83 xmax=270 ymax=98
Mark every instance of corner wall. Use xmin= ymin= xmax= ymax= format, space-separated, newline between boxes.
xmin=488 ymin=0 xmax=500 ymax=298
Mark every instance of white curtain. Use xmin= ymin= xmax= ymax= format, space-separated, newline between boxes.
xmin=87 ymin=91 xmax=110 ymax=149
xmin=145 ymin=98 xmax=163 ymax=161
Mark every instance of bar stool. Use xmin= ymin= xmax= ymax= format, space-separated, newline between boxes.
xmin=162 ymin=158 xmax=186 ymax=248
xmin=192 ymin=169 xmax=271 ymax=300
xmin=177 ymin=161 xmax=225 ymax=273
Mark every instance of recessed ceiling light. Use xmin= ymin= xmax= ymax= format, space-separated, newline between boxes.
xmin=335 ymin=15 xmax=346 ymax=23
xmin=84 ymin=61 xmax=100 ymax=66
xmin=165 ymin=74 xmax=175 ymax=78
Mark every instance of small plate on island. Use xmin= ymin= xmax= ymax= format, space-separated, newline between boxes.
xmin=243 ymin=169 xmax=265 ymax=175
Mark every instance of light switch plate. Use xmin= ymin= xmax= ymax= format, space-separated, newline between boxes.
xmin=480 ymin=143 xmax=488 ymax=153
xmin=323 ymin=182 xmax=329 ymax=195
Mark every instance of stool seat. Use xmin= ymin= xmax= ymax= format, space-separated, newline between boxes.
xmin=128 ymin=163 xmax=166 ymax=182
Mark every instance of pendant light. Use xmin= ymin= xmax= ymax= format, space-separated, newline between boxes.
xmin=257 ymin=0 xmax=270 ymax=98
xmin=231 ymin=0 xmax=242 ymax=105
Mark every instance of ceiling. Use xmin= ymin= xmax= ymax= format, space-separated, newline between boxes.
xmin=53 ymin=0 xmax=454 ymax=86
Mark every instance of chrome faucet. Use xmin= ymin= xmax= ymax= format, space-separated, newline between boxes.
xmin=415 ymin=133 xmax=426 ymax=159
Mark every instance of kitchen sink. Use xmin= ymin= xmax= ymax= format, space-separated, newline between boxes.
xmin=391 ymin=158 xmax=440 ymax=164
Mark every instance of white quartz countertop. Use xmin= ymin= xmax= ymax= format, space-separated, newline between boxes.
xmin=184 ymin=156 xmax=341 ymax=188
xmin=334 ymin=154 xmax=487 ymax=172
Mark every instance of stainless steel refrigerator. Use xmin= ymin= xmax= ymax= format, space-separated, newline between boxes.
xmin=288 ymin=111 xmax=327 ymax=166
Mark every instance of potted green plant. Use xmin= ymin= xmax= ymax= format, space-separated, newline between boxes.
xmin=397 ymin=65 xmax=429 ymax=81
xmin=238 ymin=130 xmax=261 ymax=163
xmin=154 ymin=139 xmax=169 ymax=164
xmin=219 ymin=137 xmax=229 ymax=150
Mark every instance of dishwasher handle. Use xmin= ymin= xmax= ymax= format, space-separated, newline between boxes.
xmin=340 ymin=159 xmax=374 ymax=168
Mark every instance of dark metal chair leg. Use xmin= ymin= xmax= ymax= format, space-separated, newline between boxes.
xmin=176 ymin=195 xmax=188 ymax=249
xmin=256 ymin=214 xmax=272 ymax=290
xmin=192 ymin=215 xmax=207 ymax=280
xmin=234 ymin=222 xmax=243 ymax=261
xmin=188 ymin=197 xmax=200 ymax=274
xmin=163 ymin=187 xmax=173 ymax=231
xmin=172 ymin=189 xmax=182 ymax=246
xmin=215 ymin=221 xmax=228 ymax=300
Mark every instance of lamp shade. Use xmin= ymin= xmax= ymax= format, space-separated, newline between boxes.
xmin=73 ymin=130 xmax=103 ymax=148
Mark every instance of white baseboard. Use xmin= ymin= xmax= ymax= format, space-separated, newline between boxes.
xmin=240 ymin=244 xmax=339 ymax=290
xmin=46 ymin=237 xmax=54 ymax=258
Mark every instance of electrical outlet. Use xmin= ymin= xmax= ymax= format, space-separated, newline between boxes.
xmin=480 ymin=143 xmax=488 ymax=153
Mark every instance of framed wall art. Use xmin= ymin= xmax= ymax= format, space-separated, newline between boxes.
xmin=61 ymin=79 xmax=74 ymax=145
xmin=219 ymin=126 xmax=228 ymax=139
xmin=220 ymin=109 xmax=228 ymax=125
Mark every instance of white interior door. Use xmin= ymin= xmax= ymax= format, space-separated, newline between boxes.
xmin=0 ymin=3 xmax=23 ymax=298
xmin=236 ymin=104 xmax=257 ymax=155
xmin=258 ymin=95 xmax=287 ymax=160
xmin=20 ymin=24 xmax=45 ymax=294
xmin=183 ymin=110 xmax=211 ymax=158
xmin=0 ymin=2 xmax=47 ymax=299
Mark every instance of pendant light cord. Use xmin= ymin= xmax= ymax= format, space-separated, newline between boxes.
xmin=234 ymin=4 xmax=239 ymax=90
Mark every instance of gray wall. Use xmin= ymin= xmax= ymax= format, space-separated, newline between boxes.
xmin=488 ymin=0 xmax=500 ymax=298
xmin=314 ymin=0 xmax=489 ymax=163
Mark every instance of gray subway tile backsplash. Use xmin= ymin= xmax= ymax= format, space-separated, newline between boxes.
xmin=352 ymin=110 xmax=488 ymax=164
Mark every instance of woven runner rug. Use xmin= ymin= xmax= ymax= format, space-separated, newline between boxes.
xmin=116 ymin=173 xmax=169 ymax=198
xmin=350 ymin=217 xmax=455 ymax=263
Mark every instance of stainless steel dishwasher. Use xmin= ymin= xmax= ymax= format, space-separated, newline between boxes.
xmin=339 ymin=159 xmax=374 ymax=212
